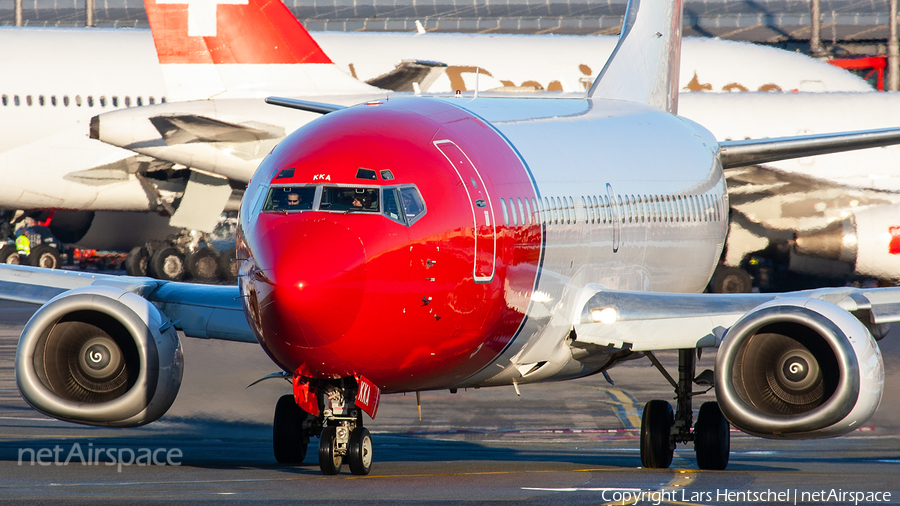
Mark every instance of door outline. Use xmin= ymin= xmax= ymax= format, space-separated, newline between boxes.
xmin=607 ymin=183 xmax=620 ymax=253
xmin=434 ymin=139 xmax=497 ymax=283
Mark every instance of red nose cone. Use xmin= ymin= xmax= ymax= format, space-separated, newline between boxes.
xmin=259 ymin=217 xmax=366 ymax=350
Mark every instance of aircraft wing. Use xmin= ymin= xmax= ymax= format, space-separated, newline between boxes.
xmin=572 ymin=284 xmax=900 ymax=351
xmin=0 ymin=264 xmax=254 ymax=343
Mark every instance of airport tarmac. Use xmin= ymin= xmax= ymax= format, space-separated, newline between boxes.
xmin=1 ymin=298 xmax=899 ymax=505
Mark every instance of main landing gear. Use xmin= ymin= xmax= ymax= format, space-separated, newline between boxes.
xmin=272 ymin=379 xmax=373 ymax=476
xmin=641 ymin=349 xmax=730 ymax=470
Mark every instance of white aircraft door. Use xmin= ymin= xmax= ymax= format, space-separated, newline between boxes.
xmin=607 ymin=183 xmax=620 ymax=253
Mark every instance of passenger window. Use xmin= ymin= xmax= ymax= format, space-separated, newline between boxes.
xmin=137 ymin=96 xmax=143 ymax=107
xmin=399 ymin=187 xmax=425 ymax=222
xmin=383 ymin=189 xmax=406 ymax=224
xmin=1 ymin=94 xmax=6 ymax=106
xmin=500 ymin=198 xmax=509 ymax=226
xmin=63 ymin=96 xmax=69 ymax=106
xmin=149 ymin=97 xmax=156 ymax=105
xmin=26 ymin=95 xmax=32 ymax=106
xmin=531 ymin=198 xmax=538 ymax=223
xmin=112 ymin=96 xmax=119 ymax=107
xmin=524 ymin=199 xmax=532 ymax=225
xmin=38 ymin=95 xmax=45 ymax=106
xmin=87 ymin=96 xmax=94 ymax=107
xmin=51 ymin=96 xmax=57 ymax=106
xmin=263 ymin=186 xmax=316 ymax=211
xmin=14 ymin=95 xmax=20 ymax=106
xmin=543 ymin=197 xmax=551 ymax=223
xmin=125 ymin=96 xmax=131 ymax=107
xmin=99 ymin=96 xmax=106 ymax=107
xmin=161 ymin=97 xmax=167 ymax=103
xmin=517 ymin=198 xmax=527 ymax=226
xmin=75 ymin=95 xmax=82 ymax=107
xmin=320 ymin=187 xmax=379 ymax=212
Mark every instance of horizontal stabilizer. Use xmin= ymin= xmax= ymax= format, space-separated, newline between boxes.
xmin=365 ymin=59 xmax=448 ymax=92
xmin=720 ymin=127 xmax=900 ymax=169
xmin=149 ymin=115 xmax=284 ymax=144
xmin=265 ymin=97 xmax=346 ymax=114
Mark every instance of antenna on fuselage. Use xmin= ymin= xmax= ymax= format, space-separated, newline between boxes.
xmin=587 ymin=0 xmax=684 ymax=114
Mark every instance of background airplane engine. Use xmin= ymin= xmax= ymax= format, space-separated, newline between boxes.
xmin=794 ymin=204 xmax=900 ymax=282
xmin=715 ymin=297 xmax=884 ymax=439
xmin=15 ymin=286 xmax=184 ymax=427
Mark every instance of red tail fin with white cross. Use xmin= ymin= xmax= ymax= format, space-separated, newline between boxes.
xmin=144 ymin=0 xmax=377 ymax=99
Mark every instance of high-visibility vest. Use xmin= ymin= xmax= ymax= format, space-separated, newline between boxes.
xmin=15 ymin=234 xmax=30 ymax=256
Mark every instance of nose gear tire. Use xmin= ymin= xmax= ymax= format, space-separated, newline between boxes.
xmin=318 ymin=426 xmax=343 ymax=475
xmin=347 ymin=427 xmax=373 ymax=475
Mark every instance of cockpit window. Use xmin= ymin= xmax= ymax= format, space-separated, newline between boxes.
xmin=383 ymin=186 xmax=426 ymax=225
xmin=382 ymin=189 xmax=406 ymax=224
xmin=399 ymin=187 xmax=425 ymax=221
xmin=320 ymin=187 xmax=379 ymax=212
xmin=356 ymin=168 xmax=377 ymax=180
xmin=275 ymin=168 xmax=294 ymax=179
xmin=263 ymin=186 xmax=315 ymax=211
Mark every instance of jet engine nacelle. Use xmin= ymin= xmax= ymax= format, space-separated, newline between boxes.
xmin=794 ymin=204 xmax=900 ymax=281
xmin=16 ymin=286 xmax=184 ymax=427
xmin=715 ymin=297 xmax=884 ymax=439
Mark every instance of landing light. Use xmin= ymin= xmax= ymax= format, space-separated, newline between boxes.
xmin=297 ymin=282 xmax=304 ymax=289
xmin=591 ymin=307 xmax=618 ymax=324
xmin=531 ymin=291 xmax=552 ymax=303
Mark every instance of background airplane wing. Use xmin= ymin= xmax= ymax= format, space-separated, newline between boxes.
xmin=0 ymin=264 xmax=253 ymax=343
xmin=572 ymin=284 xmax=900 ymax=351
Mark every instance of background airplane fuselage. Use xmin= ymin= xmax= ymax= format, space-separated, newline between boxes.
xmin=0 ymin=27 xmax=871 ymax=213
xmin=238 ymin=96 xmax=727 ymax=393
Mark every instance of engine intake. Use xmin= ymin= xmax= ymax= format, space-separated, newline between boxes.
xmin=16 ymin=286 xmax=183 ymax=427
xmin=716 ymin=297 xmax=883 ymax=438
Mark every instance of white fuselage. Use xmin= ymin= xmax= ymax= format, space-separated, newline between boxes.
xmin=480 ymin=99 xmax=726 ymax=388
xmin=436 ymin=98 xmax=726 ymax=389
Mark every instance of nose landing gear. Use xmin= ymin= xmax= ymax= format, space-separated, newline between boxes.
xmin=640 ymin=349 xmax=730 ymax=470
xmin=272 ymin=379 xmax=374 ymax=476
